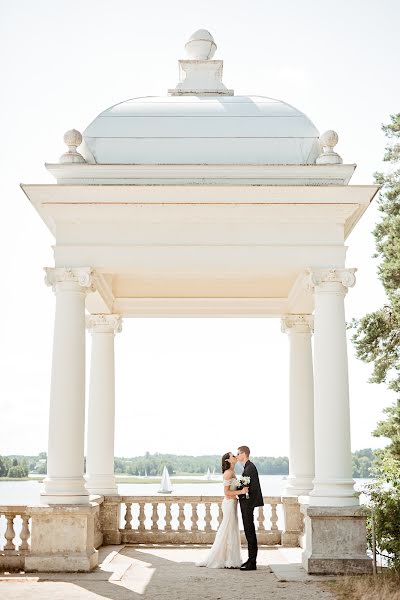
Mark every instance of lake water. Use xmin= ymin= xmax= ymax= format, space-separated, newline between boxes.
xmin=0 ymin=475 xmax=283 ymax=505
xmin=0 ymin=475 xmax=371 ymax=505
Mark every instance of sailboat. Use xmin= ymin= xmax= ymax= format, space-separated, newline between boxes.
xmin=158 ymin=466 xmax=173 ymax=494
xmin=144 ymin=469 xmax=148 ymax=478
xmin=206 ymin=467 xmax=212 ymax=480
xmin=212 ymin=467 xmax=216 ymax=479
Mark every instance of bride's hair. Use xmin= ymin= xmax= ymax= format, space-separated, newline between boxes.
xmin=221 ymin=452 xmax=232 ymax=474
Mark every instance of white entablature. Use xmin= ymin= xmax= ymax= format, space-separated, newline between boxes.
xmin=23 ymin=181 xmax=377 ymax=317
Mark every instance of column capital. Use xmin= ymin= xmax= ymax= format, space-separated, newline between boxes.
xmin=305 ymin=268 xmax=357 ymax=293
xmin=44 ymin=267 xmax=96 ymax=293
xmin=86 ymin=314 xmax=122 ymax=335
xmin=281 ymin=314 xmax=314 ymax=334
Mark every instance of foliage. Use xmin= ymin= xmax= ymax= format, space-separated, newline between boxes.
xmin=352 ymin=448 xmax=375 ymax=477
xmin=351 ymin=114 xmax=400 ymax=570
xmin=35 ymin=461 xmax=47 ymax=474
xmin=0 ymin=456 xmax=8 ymax=477
xmin=7 ymin=465 xmax=27 ymax=478
xmin=366 ymin=483 xmax=400 ymax=570
xmin=0 ymin=454 xmax=45 ymax=477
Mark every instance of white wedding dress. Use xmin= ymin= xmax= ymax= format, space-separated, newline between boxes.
xmin=197 ymin=477 xmax=242 ymax=569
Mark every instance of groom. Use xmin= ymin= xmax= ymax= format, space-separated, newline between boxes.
xmin=237 ymin=446 xmax=264 ymax=571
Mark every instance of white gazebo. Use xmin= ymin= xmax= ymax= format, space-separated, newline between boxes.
xmin=21 ymin=30 xmax=377 ymax=574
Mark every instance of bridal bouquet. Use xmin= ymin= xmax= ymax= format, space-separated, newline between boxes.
xmin=236 ymin=476 xmax=250 ymax=499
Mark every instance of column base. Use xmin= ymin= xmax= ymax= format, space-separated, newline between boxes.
xmin=309 ymin=478 xmax=359 ymax=506
xmin=85 ymin=474 xmax=118 ymax=496
xmin=303 ymin=556 xmax=373 ymax=575
xmin=26 ymin=551 xmax=98 ymax=572
xmin=26 ymin=503 xmax=99 ymax=572
xmin=301 ymin=504 xmax=372 ymax=575
xmin=41 ymin=476 xmax=89 ymax=505
xmin=282 ymin=475 xmax=314 ymax=497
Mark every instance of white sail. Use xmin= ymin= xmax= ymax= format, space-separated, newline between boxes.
xmin=206 ymin=467 xmax=212 ymax=480
xmin=158 ymin=466 xmax=173 ymax=493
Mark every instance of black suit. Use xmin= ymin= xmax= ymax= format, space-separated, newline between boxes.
xmin=238 ymin=460 xmax=264 ymax=564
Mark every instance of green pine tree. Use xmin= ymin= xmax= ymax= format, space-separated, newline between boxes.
xmin=351 ymin=114 xmax=400 ymax=569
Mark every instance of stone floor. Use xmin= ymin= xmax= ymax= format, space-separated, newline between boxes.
xmin=0 ymin=545 xmax=337 ymax=600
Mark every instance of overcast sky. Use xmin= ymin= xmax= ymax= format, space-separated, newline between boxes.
xmin=0 ymin=0 xmax=399 ymax=458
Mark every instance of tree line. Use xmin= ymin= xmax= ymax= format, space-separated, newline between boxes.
xmin=114 ymin=453 xmax=291 ymax=476
xmin=0 ymin=449 xmax=376 ymax=478
xmin=0 ymin=456 xmax=30 ymax=478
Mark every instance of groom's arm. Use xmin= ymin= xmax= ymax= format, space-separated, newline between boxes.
xmin=248 ymin=462 xmax=259 ymax=496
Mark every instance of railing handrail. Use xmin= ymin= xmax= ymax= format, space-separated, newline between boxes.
xmin=106 ymin=495 xmax=282 ymax=503
xmin=0 ymin=505 xmax=29 ymax=514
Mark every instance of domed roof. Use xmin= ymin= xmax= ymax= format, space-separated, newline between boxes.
xmin=82 ymin=95 xmax=320 ymax=165
xmin=82 ymin=31 xmax=321 ymax=166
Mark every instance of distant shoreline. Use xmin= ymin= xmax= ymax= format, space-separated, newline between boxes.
xmin=0 ymin=474 xmax=374 ymax=483
xmin=0 ymin=475 xmax=225 ymax=484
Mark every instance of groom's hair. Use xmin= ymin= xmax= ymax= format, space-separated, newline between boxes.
xmin=238 ymin=445 xmax=250 ymax=457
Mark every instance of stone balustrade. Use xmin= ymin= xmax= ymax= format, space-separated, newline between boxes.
xmin=0 ymin=506 xmax=31 ymax=571
xmin=0 ymin=496 xmax=303 ymax=571
xmin=101 ymin=495 xmax=302 ymax=546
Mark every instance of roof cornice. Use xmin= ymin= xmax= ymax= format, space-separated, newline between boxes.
xmin=45 ymin=163 xmax=356 ymax=186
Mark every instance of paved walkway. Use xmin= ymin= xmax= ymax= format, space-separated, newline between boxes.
xmin=0 ymin=546 xmax=337 ymax=600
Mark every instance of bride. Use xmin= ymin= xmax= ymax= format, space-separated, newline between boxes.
xmin=197 ymin=451 xmax=248 ymax=569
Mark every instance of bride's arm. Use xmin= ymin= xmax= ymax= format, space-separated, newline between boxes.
xmin=223 ymin=471 xmax=248 ymax=498
xmin=225 ymin=487 xmax=248 ymax=499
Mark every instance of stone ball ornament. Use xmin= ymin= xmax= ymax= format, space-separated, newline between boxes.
xmin=60 ymin=129 xmax=86 ymax=164
xmin=185 ymin=29 xmax=217 ymax=60
xmin=320 ymin=130 xmax=339 ymax=151
xmin=316 ymin=129 xmax=342 ymax=165
xmin=64 ymin=129 xmax=82 ymax=148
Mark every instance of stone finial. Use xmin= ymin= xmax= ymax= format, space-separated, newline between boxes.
xmin=185 ymin=29 xmax=217 ymax=60
xmin=168 ymin=29 xmax=233 ymax=96
xmin=60 ymin=129 xmax=86 ymax=164
xmin=316 ymin=130 xmax=343 ymax=165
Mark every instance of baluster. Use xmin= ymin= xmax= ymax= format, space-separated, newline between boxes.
xmin=138 ymin=501 xmax=146 ymax=532
xmin=177 ymin=502 xmax=185 ymax=532
xmin=218 ymin=503 xmax=223 ymax=525
xmin=257 ymin=506 xmax=265 ymax=532
xmin=124 ymin=503 xmax=133 ymax=530
xmin=151 ymin=502 xmax=159 ymax=531
xmin=270 ymin=502 xmax=278 ymax=531
xmin=191 ymin=502 xmax=199 ymax=531
xmin=4 ymin=513 xmax=16 ymax=551
xmin=204 ymin=502 xmax=212 ymax=532
xmin=165 ymin=502 xmax=172 ymax=531
xmin=19 ymin=514 xmax=30 ymax=551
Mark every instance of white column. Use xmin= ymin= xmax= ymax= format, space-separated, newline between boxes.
xmin=42 ymin=267 xmax=95 ymax=504
xmin=281 ymin=315 xmax=315 ymax=496
xmin=85 ymin=314 xmax=122 ymax=495
xmin=307 ymin=268 xmax=358 ymax=506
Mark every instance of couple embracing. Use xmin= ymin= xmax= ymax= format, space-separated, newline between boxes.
xmin=197 ymin=446 xmax=263 ymax=570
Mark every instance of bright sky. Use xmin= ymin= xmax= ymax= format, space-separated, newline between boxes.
xmin=0 ymin=0 xmax=398 ymax=458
